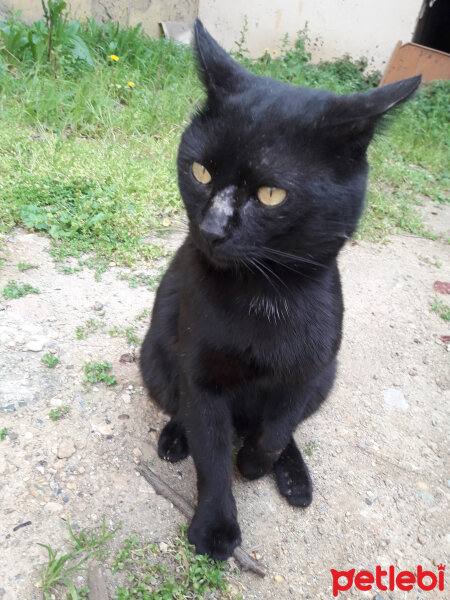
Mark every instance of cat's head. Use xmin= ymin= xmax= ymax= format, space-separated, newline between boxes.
xmin=178 ymin=20 xmax=420 ymax=271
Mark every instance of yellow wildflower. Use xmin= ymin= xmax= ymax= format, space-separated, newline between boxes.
xmin=272 ymin=50 xmax=277 ymax=55
xmin=128 ymin=81 xmax=135 ymax=88
xmin=109 ymin=54 xmax=119 ymax=62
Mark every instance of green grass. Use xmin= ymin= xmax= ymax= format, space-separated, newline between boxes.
xmin=38 ymin=516 xmax=119 ymax=600
xmin=0 ymin=427 xmax=8 ymax=440
xmin=0 ymin=10 xmax=448 ymax=267
xmin=37 ymin=519 xmax=239 ymax=600
xmin=1 ymin=279 xmax=40 ymax=299
xmin=111 ymin=526 xmax=237 ymax=600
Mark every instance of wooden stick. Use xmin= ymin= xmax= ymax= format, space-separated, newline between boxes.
xmin=88 ymin=563 xmax=109 ymax=600
xmin=137 ymin=463 xmax=266 ymax=578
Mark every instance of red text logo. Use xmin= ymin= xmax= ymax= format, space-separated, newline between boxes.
xmin=330 ymin=564 xmax=445 ymax=597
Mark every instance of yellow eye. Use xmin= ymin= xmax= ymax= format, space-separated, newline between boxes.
xmin=192 ymin=162 xmax=212 ymax=184
xmin=257 ymin=187 xmax=287 ymax=206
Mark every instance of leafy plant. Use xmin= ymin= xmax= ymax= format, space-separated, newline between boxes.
xmin=83 ymin=361 xmax=117 ymax=385
xmin=41 ymin=353 xmax=59 ymax=368
xmin=2 ymin=280 xmax=39 ymax=299
xmin=76 ymin=318 xmax=105 ymax=340
xmin=0 ymin=428 xmax=8 ymax=440
xmin=111 ymin=527 xmax=232 ymax=600
xmin=431 ymin=298 xmax=450 ymax=322
xmin=109 ymin=325 xmax=140 ymax=346
xmin=18 ymin=261 xmax=39 ymax=271
xmin=49 ymin=406 xmax=70 ymax=421
xmin=305 ymin=440 xmax=318 ymax=456
xmin=37 ymin=517 xmax=119 ymax=599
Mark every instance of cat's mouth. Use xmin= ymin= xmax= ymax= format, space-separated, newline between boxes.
xmin=191 ymin=226 xmax=242 ymax=270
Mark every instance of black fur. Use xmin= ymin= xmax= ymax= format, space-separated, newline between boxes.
xmin=140 ymin=20 xmax=420 ymax=559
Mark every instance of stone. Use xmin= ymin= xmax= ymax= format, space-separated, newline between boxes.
xmin=26 ymin=338 xmax=47 ymax=352
xmin=57 ymin=438 xmax=76 ymax=459
xmin=91 ymin=422 xmax=113 ymax=436
xmin=383 ymin=389 xmax=408 ymax=410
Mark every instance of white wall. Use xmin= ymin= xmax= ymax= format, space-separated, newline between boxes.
xmin=198 ymin=0 xmax=424 ymax=70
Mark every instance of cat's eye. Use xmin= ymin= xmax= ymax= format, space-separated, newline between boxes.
xmin=257 ymin=187 xmax=287 ymax=206
xmin=192 ymin=162 xmax=212 ymax=184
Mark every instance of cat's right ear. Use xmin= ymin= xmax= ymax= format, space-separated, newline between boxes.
xmin=194 ymin=19 xmax=247 ymax=95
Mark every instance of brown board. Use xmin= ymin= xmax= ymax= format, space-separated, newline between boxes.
xmin=380 ymin=41 xmax=450 ymax=86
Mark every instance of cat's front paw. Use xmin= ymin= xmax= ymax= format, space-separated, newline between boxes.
xmin=158 ymin=419 xmax=189 ymax=462
xmin=236 ymin=440 xmax=276 ymax=480
xmin=188 ymin=508 xmax=241 ymax=560
xmin=273 ymin=440 xmax=313 ymax=507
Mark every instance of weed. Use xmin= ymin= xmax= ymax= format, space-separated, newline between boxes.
xmin=38 ymin=541 xmax=95 ymax=600
xmin=18 ymin=261 xmax=39 ymax=271
xmin=111 ymin=526 xmax=233 ymax=600
xmin=134 ymin=308 xmax=150 ymax=321
xmin=49 ymin=406 xmax=70 ymax=421
xmin=109 ymin=325 xmax=140 ymax=346
xmin=41 ymin=353 xmax=59 ymax=368
xmin=37 ymin=517 xmax=118 ymax=599
xmin=1 ymin=280 xmax=39 ymax=299
xmin=76 ymin=318 xmax=105 ymax=340
xmin=57 ymin=264 xmax=82 ymax=275
xmin=0 ymin=428 xmax=8 ymax=440
xmin=83 ymin=361 xmax=117 ymax=385
xmin=431 ymin=298 xmax=450 ymax=322
xmin=305 ymin=440 xmax=318 ymax=456
xmin=117 ymin=267 xmax=166 ymax=291
xmin=417 ymin=255 xmax=441 ymax=268
xmin=68 ymin=515 xmax=121 ymax=555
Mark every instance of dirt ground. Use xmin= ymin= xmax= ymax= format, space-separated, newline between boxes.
xmin=0 ymin=212 xmax=449 ymax=599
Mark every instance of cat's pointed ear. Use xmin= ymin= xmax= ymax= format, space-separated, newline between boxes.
xmin=327 ymin=75 xmax=421 ymax=141
xmin=194 ymin=19 xmax=247 ymax=94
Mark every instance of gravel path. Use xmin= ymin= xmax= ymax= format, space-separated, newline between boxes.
xmin=0 ymin=223 xmax=449 ymax=600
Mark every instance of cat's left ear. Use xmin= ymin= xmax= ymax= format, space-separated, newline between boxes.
xmin=193 ymin=19 xmax=248 ymax=94
xmin=327 ymin=75 xmax=421 ymax=139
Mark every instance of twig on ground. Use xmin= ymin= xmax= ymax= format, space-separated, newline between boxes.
xmin=88 ymin=563 xmax=109 ymax=600
xmin=137 ymin=463 xmax=266 ymax=578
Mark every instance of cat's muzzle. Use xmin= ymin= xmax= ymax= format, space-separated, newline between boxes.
xmin=199 ymin=185 xmax=236 ymax=244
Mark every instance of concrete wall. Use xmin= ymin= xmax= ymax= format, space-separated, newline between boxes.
xmin=3 ymin=0 xmax=423 ymax=70
xmin=198 ymin=0 xmax=424 ymax=70
xmin=4 ymin=1 xmax=199 ymax=39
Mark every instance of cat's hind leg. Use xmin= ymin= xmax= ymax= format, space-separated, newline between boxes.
xmin=158 ymin=417 xmax=189 ymax=462
xmin=273 ymin=437 xmax=312 ymax=507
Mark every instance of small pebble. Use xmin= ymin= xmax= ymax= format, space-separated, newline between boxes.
xmin=57 ymin=438 xmax=76 ymax=459
xmin=159 ymin=541 xmax=168 ymax=552
xmin=383 ymin=389 xmax=408 ymax=410
xmin=26 ymin=338 xmax=46 ymax=352
xmin=273 ymin=574 xmax=284 ymax=583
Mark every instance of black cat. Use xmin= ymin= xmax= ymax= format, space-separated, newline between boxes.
xmin=140 ymin=20 xmax=420 ymax=560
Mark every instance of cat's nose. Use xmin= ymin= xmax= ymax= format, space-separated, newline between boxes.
xmin=199 ymin=186 xmax=236 ymax=243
